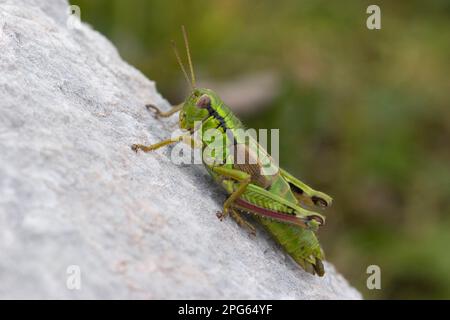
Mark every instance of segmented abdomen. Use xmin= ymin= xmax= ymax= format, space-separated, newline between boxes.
xmin=256 ymin=218 xmax=325 ymax=276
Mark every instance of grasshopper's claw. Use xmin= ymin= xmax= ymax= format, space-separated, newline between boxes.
xmin=131 ymin=144 xmax=140 ymax=153
xmin=131 ymin=144 xmax=156 ymax=153
xmin=131 ymin=144 xmax=148 ymax=153
xmin=146 ymin=104 xmax=161 ymax=118
xmin=216 ymin=210 xmax=228 ymax=221
xmin=216 ymin=211 xmax=226 ymax=221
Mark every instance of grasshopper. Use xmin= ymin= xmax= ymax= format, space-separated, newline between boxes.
xmin=132 ymin=27 xmax=333 ymax=276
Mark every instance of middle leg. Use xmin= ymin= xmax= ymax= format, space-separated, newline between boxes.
xmin=211 ymin=166 xmax=251 ymax=220
xmin=229 ymin=208 xmax=256 ymax=236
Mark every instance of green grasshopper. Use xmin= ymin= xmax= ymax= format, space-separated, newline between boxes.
xmin=132 ymin=27 xmax=333 ymax=276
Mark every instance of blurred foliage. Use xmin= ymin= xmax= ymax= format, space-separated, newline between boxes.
xmin=73 ymin=0 xmax=450 ymax=299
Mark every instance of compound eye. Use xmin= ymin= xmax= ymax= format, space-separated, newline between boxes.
xmin=196 ymin=94 xmax=211 ymax=109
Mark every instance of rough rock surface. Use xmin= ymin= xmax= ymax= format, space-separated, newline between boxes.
xmin=0 ymin=0 xmax=362 ymax=299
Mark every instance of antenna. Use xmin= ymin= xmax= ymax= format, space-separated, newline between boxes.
xmin=171 ymin=40 xmax=193 ymax=90
xmin=181 ymin=25 xmax=196 ymax=88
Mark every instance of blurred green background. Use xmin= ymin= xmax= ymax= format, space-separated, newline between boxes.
xmin=73 ymin=0 xmax=450 ymax=299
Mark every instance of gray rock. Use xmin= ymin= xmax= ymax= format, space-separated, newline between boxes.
xmin=0 ymin=0 xmax=362 ymax=299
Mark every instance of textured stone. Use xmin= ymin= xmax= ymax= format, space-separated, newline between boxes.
xmin=0 ymin=0 xmax=361 ymax=299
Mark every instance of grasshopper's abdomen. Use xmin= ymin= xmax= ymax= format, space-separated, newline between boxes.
xmin=257 ymin=219 xmax=325 ymax=276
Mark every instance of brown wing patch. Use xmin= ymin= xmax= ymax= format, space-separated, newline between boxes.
xmin=233 ymin=142 xmax=278 ymax=189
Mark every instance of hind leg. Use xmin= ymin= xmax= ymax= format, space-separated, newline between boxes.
xmin=211 ymin=166 xmax=251 ymax=220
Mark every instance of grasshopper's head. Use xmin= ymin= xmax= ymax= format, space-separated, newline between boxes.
xmin=171 ymin=27 xmax=224 ymax=132
xmin=179 ymin=88 xmax=221 ymax=131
